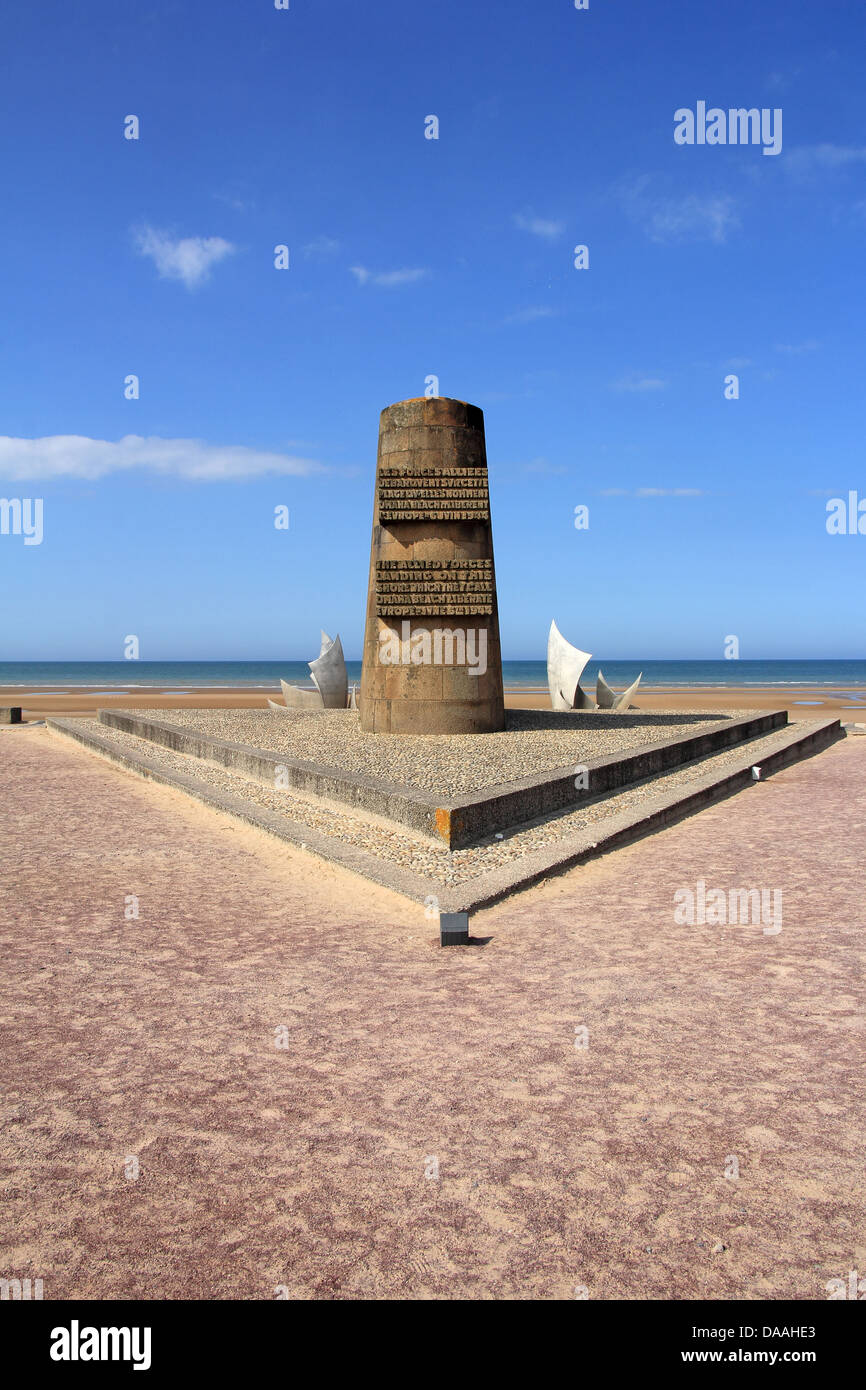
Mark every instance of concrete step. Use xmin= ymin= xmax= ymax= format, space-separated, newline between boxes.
xmin=92 ymin=706 xmax=789 ymax=848
xmin=447 ymin=716 xmax=844 ymax=911
xmin=45 ymin=713 xmax=843 ymax=912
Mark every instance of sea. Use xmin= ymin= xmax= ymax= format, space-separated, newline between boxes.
xmin=1 ymin=659 xmax=865 ymax=691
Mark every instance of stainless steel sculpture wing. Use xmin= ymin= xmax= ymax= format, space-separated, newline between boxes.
xmin=597 ymin=667 xmax=642 ymax=711
xmin=596 ymin=668 xmax=616 ymax=710
xmin=547 ymin=620 xmax=592 ymax=711
xmin=612 ymin=671 xmax=642 ymax=712
xmin=276 ymin=679 xmax=322 ymax=710
xmin=548 ymin=624 xmax=641 ymax=711
xmin=572 ymin=683 xmax=595 ymax=710
xmin=309 ymin=630 xmax=349 ymax=710
xmin=272 ymin=629 xmax=350 ymax=711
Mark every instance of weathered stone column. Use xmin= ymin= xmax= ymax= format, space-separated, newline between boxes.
xmin=359 ymin=397 xmax=505 ymax=735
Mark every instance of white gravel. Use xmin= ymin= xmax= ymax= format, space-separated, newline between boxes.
xmin=126 ymin=707 xmax=737 ymax=796
xmin=62 ymin=714 xmax=809 ymax=888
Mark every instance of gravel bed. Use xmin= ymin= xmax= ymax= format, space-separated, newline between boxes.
xmin=113 ymin=707 xmax=741 ymax=796
xmin=61 ymin=716 xmax=810 ymax=887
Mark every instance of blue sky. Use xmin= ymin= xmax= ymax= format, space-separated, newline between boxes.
xmin=1 ymin=0 xmax=864 ymax=661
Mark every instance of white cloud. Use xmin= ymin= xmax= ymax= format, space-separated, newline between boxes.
xmin=134 ymin=226 xmax=236 ymax=288
xmin=785 ymin=144 xmax=866 ymax=175
xmin=775 ymin=339 xmax=820 ymax=354
xmin=766 ymin=68 xmax=800 ymax=92
xmin=618 ymin=177 xmax=739 ymax=244
xmin=599 ymin=487 xmax=706 ymax=497
xmin=504 ymin=305 xmax=559 ymax=324
xmin=212 ymin=190 xmax=253 ymax=213
xmin=613 ymin=374 xmax=667 ymax=393
xmin=647 ymin=194 xmax=738 ymax=244
xmin=513 ymin=212 xmax=565 ymax=240
xmin=303 ymin=235 xmax=340 ymax=258
xmin=636 ymin=487 xmax=704 ymax=497
xmin=523 ymin=457 xmax=567 ymax=475
xmin=0 ymin=435 xmax=324 ymax=481
xmin=349 ymin=266 xmax=429 ymax=287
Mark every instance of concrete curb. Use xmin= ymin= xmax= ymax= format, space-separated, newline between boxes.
xmin=45 ymin=715 xmax=842 ymax=913
xmin=96 ymin=707 xmax=787 ymax=849
xmin=443 ymin=709 xmax=787 ymax=846
xmin=46 ymin=718 xmax=435 ymax=904
xmin=434 ymin=717 xmax=844 ymax=911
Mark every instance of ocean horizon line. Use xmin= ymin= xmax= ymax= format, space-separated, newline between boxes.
xmin=1 ymin=657 xmax=865 ymax=692
xmin=2 ymin=658 xmax=864 ymax=665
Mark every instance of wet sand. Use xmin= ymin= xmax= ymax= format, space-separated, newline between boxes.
xmin=3 ymin=685 xmax=864 ymax=721
xmin=506 ymin=688 xmax=866 ymax=720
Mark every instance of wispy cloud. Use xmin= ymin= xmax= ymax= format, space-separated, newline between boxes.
xmin=636 ymin=487 xmax=705 ymax=497
xmin=504 ymin=305 xmax=560 ymax=325
xmin=349 ymin=266 xmax=429 ymax=287
xmin=599 ymin=487 xmax=705 ymax=497
xmin=618 ymin=176 xmax=739 ymax=244
xmin=766 ymin=68 xmax=800 ymax=92
xmin=212 ymin=189 xmax=253 ymax=213
xmin=522 ymin=457 xmax=568 ymax=475
xmin=725 ymin=356 xmax=753 ymax=369
xmin=785 ymin=144 xmax=866 ymax=176
xmin=0 ymin=435 xmax=325 ymax=481
xmin=513 ymin=212 xmax=565 ymax=241
xmin=613 ymin=374 xmax=667 ymax=393
xmin=133 ymin=226 xmax=236 ymax=288
xmin=303 ymin=235 xmax=340 ymax=258
xmin=775 ymin=339 xmax=820 ymax=354
xmin=647 ymin=194 xmax=738 ymax=244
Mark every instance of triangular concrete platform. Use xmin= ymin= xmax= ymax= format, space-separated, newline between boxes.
xmin=46 ymin=708 xmax=843 ymax=912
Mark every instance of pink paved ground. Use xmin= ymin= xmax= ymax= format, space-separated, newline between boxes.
xmin=1 ymin=727 xmax=863 ymax=1300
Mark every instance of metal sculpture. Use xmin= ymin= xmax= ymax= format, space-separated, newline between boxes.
xmin=547 ymin=620 xmax=592 ymax=711
xmin=269 ymin=631 xmax=351 ymax=712
xmin=547 ymin=621 xmax=642 ymax=711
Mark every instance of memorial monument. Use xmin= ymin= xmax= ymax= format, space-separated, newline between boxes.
xmin=359 ymin=397 xmax=505 ymax=734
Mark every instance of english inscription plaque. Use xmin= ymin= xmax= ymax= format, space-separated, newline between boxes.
xmin=376 ymin=559 xmax=494 ymax=616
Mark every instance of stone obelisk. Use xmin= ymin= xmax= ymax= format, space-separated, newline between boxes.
xmin=359 ymin=397 xmax=505 ymax=735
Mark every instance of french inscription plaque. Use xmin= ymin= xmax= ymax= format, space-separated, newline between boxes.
xmin=378 ymin=466 xmax=490 ymax=523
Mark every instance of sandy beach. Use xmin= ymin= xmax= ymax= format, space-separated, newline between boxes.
xmin=4 ymin=684 xmax=864 ymax=721
xmin=507 ymin=687 xmax=866 ymax=720
xmin=1 ymin=724 xmax=862 ymax=1299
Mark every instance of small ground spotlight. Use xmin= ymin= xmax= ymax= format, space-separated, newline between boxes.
xmin=439 ymin=911 xmax=470 ymax=946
